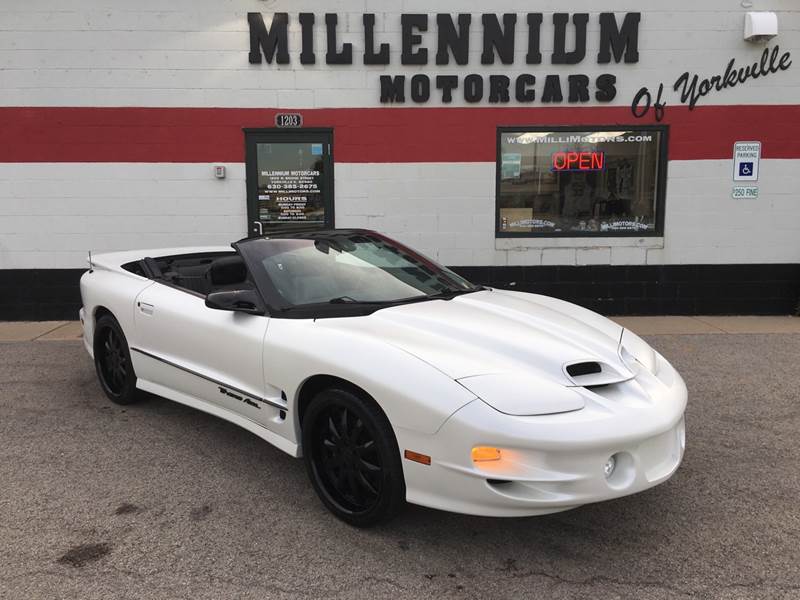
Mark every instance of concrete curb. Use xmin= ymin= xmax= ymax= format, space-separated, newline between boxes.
xmin=0 ymin=321 xmax=83 ymax=342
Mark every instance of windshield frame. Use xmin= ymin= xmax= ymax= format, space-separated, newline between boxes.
xmin=234 ymin=229 xmax=482 ymax=319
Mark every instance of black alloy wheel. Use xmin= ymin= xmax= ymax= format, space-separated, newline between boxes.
xmin=316 ymin=404 xmax=382 ymax=509
xmin=302 ymin=387 xmax=405 ymax=527
xmin=94 ymin=314 xmax=140 ymax=405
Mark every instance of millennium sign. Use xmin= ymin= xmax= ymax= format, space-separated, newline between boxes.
xmin=247 ymin=12 xmax=640 ymax=105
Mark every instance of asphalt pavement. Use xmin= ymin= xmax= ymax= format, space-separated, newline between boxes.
xmin=1 ymin=334 xmax=799 ymax=599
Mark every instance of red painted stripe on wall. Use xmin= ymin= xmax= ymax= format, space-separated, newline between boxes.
xmin=0 ymin=105 xmax=797 ymax=163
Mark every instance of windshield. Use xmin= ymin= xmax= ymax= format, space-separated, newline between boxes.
xmin=239 ymin=232 xmax=478 ymax=308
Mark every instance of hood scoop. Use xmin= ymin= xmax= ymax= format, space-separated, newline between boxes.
xmin=563 ymin=360 xmax=633 ymax=388
xmin=566 ymin=361 xmax=602 ymax=377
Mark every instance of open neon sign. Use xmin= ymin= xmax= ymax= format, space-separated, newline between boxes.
xmin=551 ymin=151 xmax=605 ymax=172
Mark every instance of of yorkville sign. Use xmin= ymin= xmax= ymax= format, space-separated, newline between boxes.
xmin=247 ymin=12 xmax=640 ymax=105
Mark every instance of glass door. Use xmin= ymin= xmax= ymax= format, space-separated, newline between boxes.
xmin=245 ymin=129 xmax=334 ymax=236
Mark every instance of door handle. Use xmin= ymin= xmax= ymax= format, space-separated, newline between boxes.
xmin=252 ymin=221 xmax=263 ymax=236
xmin=137 ymin=301 xmax=154 ymax=316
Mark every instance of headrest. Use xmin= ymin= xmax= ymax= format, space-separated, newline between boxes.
xmin=209 ymin=256 xmax=248 ymax=286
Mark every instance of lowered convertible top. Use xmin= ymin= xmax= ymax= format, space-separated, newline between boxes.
xmin=88 ymin=246 xmax=233 ymax=274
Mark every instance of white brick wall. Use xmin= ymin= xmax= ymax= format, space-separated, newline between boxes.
xmin=1 ymin=157 xmax=798 ymax=269
xmin=0 ymin=1 xmax=797 ymax=107
xmin=336 ymin=160 xmax=800 ymax=267
xmin=0 ymin=0 xmax=798 ymax=269
xmin=660 ymin=159 xmax=800 ymax=264
xmin=0 ymin=163 xmax=247 ymax=268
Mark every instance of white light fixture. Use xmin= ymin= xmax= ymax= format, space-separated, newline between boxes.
xmin=744 ymin=12 xmax=778 ymax=43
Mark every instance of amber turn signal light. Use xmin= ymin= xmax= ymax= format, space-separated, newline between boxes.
xmin=471 ymin=446 xmax=502 ymax=462
xmin=404 ymin=449 xmax=431 ymax=465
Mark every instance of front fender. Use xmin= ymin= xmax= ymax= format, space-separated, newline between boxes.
xmin=263 ymin=318 xmax=477 ymax=437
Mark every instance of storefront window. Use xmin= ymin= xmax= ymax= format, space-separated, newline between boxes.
xmin=496 ymin=126 xmax=667 ymax=237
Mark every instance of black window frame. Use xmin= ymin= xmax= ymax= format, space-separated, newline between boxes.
xmin=495 ymin=124 xmax=669 ymax=238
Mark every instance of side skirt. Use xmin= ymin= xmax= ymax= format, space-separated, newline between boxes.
xmin=136 ymin=378 xmax=300 ymax=458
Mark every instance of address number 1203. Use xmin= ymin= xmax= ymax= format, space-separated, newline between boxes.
xmin=275 ymin=113 xmax=303 ymax=128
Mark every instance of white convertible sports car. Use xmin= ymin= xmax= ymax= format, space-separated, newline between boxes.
xmin=80 ymin=229 xmax=687 ymax=526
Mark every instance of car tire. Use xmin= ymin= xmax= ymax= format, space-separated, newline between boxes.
xmin=302 ymin=387 xmax=406 ymax=527
xmin=93 ymin=313 xmax=140 ymax=405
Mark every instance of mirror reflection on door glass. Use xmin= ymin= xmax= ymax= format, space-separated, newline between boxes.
xmin=257 ymin=142 xmax=326 ymax=231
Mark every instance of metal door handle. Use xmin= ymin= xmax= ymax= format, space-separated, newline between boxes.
xmin=252 ymin=221 xmax=263 ymax=236
xmin=137 ymin=301 xmax=154 ymax=316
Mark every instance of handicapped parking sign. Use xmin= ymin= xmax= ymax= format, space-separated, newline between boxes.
xmin=733 ymin=141 xmax=760 ymax=181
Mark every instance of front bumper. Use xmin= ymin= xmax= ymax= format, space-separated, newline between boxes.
xmin=398 ymin=354 xmax=687 ymax=517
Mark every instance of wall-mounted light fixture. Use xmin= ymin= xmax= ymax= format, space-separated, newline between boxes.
xmin=744 ymin=12 xmax=778 ymax=43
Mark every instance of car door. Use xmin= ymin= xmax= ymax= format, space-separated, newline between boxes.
xmin=130 ymin=280 xmax=286 ymax=428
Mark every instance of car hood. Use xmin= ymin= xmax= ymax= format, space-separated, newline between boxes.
xmin=318 ymin=289 xmax=637 ymax=415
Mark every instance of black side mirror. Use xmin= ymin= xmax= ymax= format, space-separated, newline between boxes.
xmin=205 ymin=288 xmax=266 ymax=315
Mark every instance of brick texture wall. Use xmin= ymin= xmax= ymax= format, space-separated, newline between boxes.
xmin=0 ymin=0 xmax=798 ymax=271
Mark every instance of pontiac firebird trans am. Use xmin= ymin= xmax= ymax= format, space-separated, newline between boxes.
xmin=80 ymin=229 xmax=687 ymax=526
